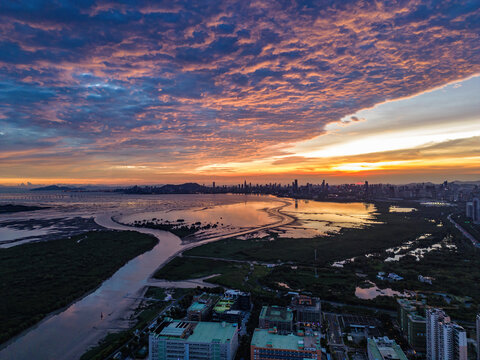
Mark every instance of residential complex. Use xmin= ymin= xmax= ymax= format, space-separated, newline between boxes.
xmin=367 ymin=337 xmax=408 ymax=360
xmin=397 ymin=299 xmax=426 ymax=353
xmin=258 ymin=305 xmax=294 ymax=333
xmin=250 ymin=328 xmax=321 ymax=360
xmin=426 ymin=308 xmax=467 ymax=360
xmin=148 ymin=319 xmax=239 ymax=360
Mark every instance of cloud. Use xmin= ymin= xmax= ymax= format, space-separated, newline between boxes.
xmin=0 ymin=0 xmax=479 ymax=183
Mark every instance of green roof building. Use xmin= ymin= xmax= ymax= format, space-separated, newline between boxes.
xmin=149 ymin=320 xmax=238 ymax=360
xmin=367 ymin=337 xmax=408 ymax=360
xmin=250 ymin=328 xmax=321 ymax=359
xmin=259 ymin=306 xmax=294 ymax=333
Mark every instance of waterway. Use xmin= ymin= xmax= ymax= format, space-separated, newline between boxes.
xmin=0 ymin=192 xmax=375 ymax=359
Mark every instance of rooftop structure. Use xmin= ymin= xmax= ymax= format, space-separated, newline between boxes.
xmin=292 ymin=295 xmax=322 ymax=326
xmin=187 ymin=293 xmax=218 ymax=321
xmin=149 ymin=320 xmax=238 ymax=360
xmin=259 ymin=305 xmax=294 ymax=333
xmin=367 ymin=337 xmax=408 ymax=360
xmin=250 ymin=328 xmax=321 ymax=360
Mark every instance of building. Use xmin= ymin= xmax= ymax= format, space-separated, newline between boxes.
xmin=149 ymin=319 xmax=238 ymax=360
xmin=292 ymin=295 xmax=322 ymax=326
xmin=426 ymin=308 xmax=467 ymax=360
xmin=187 ymin=293 xmax=218 ymax=321
xmin=367 ymin=337 xmax=408 ymax=360
xmin=467 ymin=197 xmax=480 ymax=224
xmin=397 ymin=299 xmax=426 ymax=353
xmin=224 ymin=289 xmax=251 ymax=310
xmin=250 ymin=328 xmax=321 ymax=360
xmin=258 ymin=306 xmax=294 ymax=333
xmin=476 ymin=314 xmax=480 ymax=360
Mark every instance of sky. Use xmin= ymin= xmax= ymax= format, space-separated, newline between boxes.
xmin=1 ymin=0 xmax=480 ymax=186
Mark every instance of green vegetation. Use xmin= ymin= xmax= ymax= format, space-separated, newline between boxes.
xmin=131 ymin=219 xmax=218 ymax=238
xmin=155 ymin=202 xmax=480 ymax=320
xmin=0 ymin=230 xmax=157 ymax=344
xmin=185 ymin=202 xmax=448 ymax=265
xmin=0 ymin=204 xmax=48 ymax=214
xmin=81 ymin=287 xmax=198 ymax=360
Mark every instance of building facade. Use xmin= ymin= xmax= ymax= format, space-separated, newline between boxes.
xmin=397 ymin=299 xmax=426 ymax=353
xmin=426 ymin=308 xmax=467 ymax=360
xmin=149 ymin=320 xmax=238 ymax=360
xmin=250 ymin=328 xmax=321 ymax=360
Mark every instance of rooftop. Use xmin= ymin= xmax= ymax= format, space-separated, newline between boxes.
xmin=259 ymin=306 xmax=293 ymax=322
xmin=188 ymin=302 xmax=209 ymax=312
xmin=368 ymin=337 xmax=408 ymax=360
xmin=251 ymin=329 xmax=320 ymax=352
xmin=154 ymin=320 xmax=237 ymax=344
xmin=213 ymin=298 xmax=236 ymax=313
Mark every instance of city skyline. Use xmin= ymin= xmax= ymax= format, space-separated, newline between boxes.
xmin=1 ymin=1 xmax=480 ymax=186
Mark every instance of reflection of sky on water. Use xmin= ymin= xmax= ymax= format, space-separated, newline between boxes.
xmin=389 ymin=206 xmax=417 ymax=213
xmin=355 ymin=281 xmax=411 ymax=300
xmin=276 ymin=200 xmax=378 ymax=238
xmin=118 ymin=201 xmax=279 ymax=238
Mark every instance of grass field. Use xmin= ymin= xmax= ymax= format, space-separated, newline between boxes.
xmin=0 ymin=230 xmax=157 ymax=344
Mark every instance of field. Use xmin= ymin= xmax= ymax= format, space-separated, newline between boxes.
xmin=0 ymin=230 xmax=158 ymax=344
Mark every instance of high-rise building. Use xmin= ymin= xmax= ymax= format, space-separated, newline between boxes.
xmin=149 ymin=319 xmax=238 ymax=360
xmin=397 ymin=299 xmax=426 ymax=353
xmin=476 ymin=314 xmax=480 ymax=360
xmin=250 ymin=328 xmax=321 ymax=360
xmin=426 ymin=308 xmax=467 ymax=360
xmin=367 ymin=337 xmax=408 ymax=360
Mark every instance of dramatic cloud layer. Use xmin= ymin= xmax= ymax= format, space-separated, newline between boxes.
xmin=1 ymin=0 xmax=480 ymax=184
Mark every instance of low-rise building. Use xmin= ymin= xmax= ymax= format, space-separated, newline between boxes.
xmin=258 ymin=306 xmax=294 ymax=333
xmin=149 ymin=319 xmax=238 ymax=360
xmin=292 ymin=295 xmax=321 ymax=326
xmin=250 ymin=328 xmax=321 ymax=360
xmin=367 ymin=337 xmax=408 ymax=360
xmin=187 ymin=293 xmax=219 ymax=321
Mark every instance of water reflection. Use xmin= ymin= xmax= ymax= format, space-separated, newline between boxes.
xmin=355 ymin=281 xmax=412 ymax=300
xmin=275 ymin=200 xmax=378 ymax=238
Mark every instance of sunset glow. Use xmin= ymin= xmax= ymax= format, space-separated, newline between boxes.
xmin=1 ymin=1 xmax=480 ymax=185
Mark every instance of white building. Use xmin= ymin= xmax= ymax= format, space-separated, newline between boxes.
xmin=476 ymin=314 xmax=480 ymax=360
xmin=149 ymin=319 xmax=238 ymax=360
xmin=467 ymin=198 xmax=480 ymax=224
xmin=426 ymin=308 xmax=467 ymax=360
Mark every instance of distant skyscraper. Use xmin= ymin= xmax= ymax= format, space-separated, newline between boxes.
xmin=293 ymin=179 xmax=298 ymax=193
xmin=426 ymin=308 xmax=467 ymax=360
xmin=476 ymin=314 xmax=480 ymax=360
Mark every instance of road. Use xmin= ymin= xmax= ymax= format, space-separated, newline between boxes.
xmin=447 ymin=213 xmax=480 ymax=248
xmin=325 ymin=312 xmax=348 ymax=360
